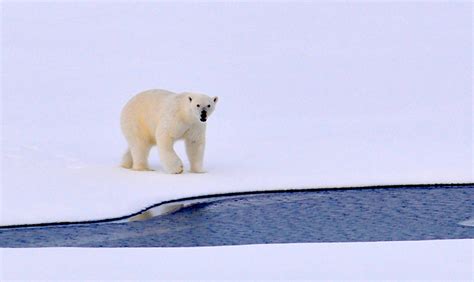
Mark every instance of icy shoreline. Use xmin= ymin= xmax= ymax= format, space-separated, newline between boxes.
xmin=2 ymin=182 xmax=471 ymax=228
xmin=2 ymin=239 xmax=472 ymax=280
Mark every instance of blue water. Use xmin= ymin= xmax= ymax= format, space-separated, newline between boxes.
xmin=0 ymin=185 xmax=473 ymax=247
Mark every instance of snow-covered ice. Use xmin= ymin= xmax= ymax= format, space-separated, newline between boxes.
xmin=1 ymin=239 xmax=473 ymax=280
xmin=1 ymin=2 xmax=472 ymax=227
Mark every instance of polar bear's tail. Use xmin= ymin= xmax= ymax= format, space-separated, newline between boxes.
xmin=121 ymin=149 xmax=133 ymax=169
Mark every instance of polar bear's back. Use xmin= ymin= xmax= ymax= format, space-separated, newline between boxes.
xmin=121 ymin=89 xmax=177 ymax=143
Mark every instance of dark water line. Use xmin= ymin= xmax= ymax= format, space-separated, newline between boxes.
xmin=0 ymin=182 xmax=472 ymax=230
xmin=0 ymin=184 xmax=473 ymax=248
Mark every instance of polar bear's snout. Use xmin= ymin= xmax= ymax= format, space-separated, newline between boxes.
xmin=200 ymin=110 xmax=207 ymax=122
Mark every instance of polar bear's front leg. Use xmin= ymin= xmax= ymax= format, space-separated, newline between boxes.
xmin=185 ymin=138 xmax=206 ymax=173
xmin=156 ymin=135 xmax=184 ymax=174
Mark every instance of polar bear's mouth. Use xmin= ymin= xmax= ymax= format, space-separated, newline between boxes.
xmin=200 ymin=111 xmax=207 ymax=122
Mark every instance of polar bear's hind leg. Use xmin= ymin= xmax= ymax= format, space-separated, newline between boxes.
xmin=121 ymin=149 xmax=133 ymax=169
xmin=130 ymin=142 xmax=152 ymax=171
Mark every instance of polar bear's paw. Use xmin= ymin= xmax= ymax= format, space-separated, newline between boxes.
xmin=190 ymin=167 xmax=207 ymax=173
xmin=168 ymin=164 xmax=184 ymax=174
xmin=132 ymin=164 xmax=152 ymax=171
xmin=121 ymin=162 xmax=132 ymax=169
xmin=164 ymin=159 xmax=184 ymax=174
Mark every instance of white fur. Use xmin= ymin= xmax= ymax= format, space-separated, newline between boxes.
xmin=120 ymin=89 xmax=218 ymax=174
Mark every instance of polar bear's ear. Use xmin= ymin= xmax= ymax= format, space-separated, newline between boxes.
xmin=213 ymin=96 xmax=218 ymax=103
xmin=188 ymin=97 xmax=192 ymax=102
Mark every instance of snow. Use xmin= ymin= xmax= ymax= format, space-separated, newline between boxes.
xmin=1 ymin=2 xmax=472 ymax=225
xmin=1 ymin=239 xmax=472 ymax=280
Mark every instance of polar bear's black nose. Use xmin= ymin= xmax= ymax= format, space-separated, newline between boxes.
xmin=200 ymin=110 xmax=207 ymax=122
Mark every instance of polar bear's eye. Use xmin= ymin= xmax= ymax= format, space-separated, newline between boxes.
xmin=207 ymin=105 xmax=211 ymax=108
xmin=196 ymin=104 xmax=200 ymax=107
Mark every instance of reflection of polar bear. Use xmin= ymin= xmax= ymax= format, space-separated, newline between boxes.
xmin=120 ymin=89 xmax=218 ymax=174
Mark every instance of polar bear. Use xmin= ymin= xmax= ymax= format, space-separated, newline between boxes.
xmin=120 ymin=89 xmax=218 ymax=174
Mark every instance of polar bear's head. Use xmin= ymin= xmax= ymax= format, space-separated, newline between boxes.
xmin=186 ymin=93 xmax=218 ymax=123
